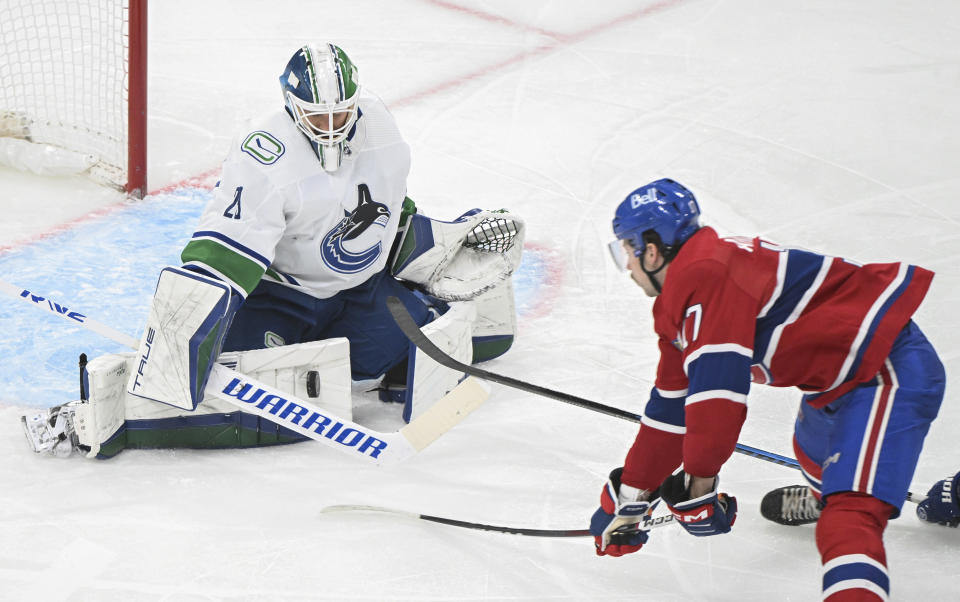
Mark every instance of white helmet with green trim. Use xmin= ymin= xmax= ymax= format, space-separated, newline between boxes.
xmin=279 ymin=43 xmax=361 ymax=172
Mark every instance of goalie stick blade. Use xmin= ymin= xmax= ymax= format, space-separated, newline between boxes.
xmin=320 ymin=504 xmax=676 ymax=537
xmin=400 ymin=376 xmax=489 ymax=452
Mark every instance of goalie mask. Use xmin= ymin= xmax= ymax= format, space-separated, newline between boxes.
xmin=280 ymin=43 xmax=361 ymax=172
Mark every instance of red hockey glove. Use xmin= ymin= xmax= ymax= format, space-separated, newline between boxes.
xmin=661 ymin=471 xmax=737 ymax=537
xmin=590 ymin=467 xmax=659 ymax=557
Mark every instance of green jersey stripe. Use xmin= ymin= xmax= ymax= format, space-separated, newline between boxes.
xmin=181 ymin=239 xmax=266 ymax=295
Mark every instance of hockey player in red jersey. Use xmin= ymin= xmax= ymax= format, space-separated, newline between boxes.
xmin=589 ymin=178 xmax=946 ymax=601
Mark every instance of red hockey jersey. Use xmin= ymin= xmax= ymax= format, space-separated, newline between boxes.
xmin=621 ymin=227 xmax=933 ymax=489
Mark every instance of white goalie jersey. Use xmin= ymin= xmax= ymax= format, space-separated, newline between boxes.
xmin=182 ymin=91 xmax=411 ymax=300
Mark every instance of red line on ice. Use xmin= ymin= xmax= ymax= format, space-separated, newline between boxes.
xmin=0 ymin=0 xmax=684 ymax=320
xmin=394 ymin=0 xmax=683 ymax=107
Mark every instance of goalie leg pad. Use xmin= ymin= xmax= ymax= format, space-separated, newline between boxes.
xmin=220 ymin=338 xmax=352 ymax=422
xmin=469 ymin=277 xmax=517 ymax=363
xmin=388 ymin=277 xmax=519 ymax=421
xmin=68 ymin=340 xmax=352 ymax=458
xmin=22 ymin=352 xmax=138 ymax=459
xmin=77 ymin=352 xmax=135 ymax=457
xmin=127 ymin=267 xmax=240 ymax=410
xmin=402 ymin=301 xmax=476 ymax=423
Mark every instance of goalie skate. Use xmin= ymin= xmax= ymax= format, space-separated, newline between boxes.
xmin=21 ymin=402 xmax=84 ymax=458
xmin=760 ymin=485 xmax=821 ymax=526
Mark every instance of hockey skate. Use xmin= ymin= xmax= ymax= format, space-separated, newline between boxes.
xmin=21 ymin=402 xmax=84 ymax=458
xmin=760 ymin=485 xmax=821 ymax=526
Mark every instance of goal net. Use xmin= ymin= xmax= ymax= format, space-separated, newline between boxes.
xmin=0 ymin=0 xmax=147 ymax=197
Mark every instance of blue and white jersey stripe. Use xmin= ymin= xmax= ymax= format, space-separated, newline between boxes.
xmin=685 ymin=344 xmax=753 ymax=402
xmin=826 ymin=264 xmax=913 ymax=391
xmin=822 ymin=554 xmax=890 ymax=601
xmin=755 ymin=248 xmax=829 ymax=379
xmin=683 ymin=343 xmax=752 ymax=375
xmin=641 ymin=387 xmax=687 ymax=434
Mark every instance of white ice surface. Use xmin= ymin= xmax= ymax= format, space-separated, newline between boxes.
xmin=1 ymin=1 xmax=959 ymax=600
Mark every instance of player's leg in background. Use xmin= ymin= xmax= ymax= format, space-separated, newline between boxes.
xmin=799 ymin=321 xmax=945 ymax=601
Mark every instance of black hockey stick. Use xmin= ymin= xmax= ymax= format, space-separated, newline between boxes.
xmin=386 ymin=296 xmax=642 ymax=423
xmin=386 ymin=296 xmax=926 ymax=504
xmin=320 ymin=504 xmax=676 ymax=537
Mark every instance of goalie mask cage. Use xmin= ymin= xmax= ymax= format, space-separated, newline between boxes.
xmin=0 ymin=0 xmax=147 ymax=197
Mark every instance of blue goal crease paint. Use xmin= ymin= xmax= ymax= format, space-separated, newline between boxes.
xmin=0 ymin=186 xmax=556 ymax=407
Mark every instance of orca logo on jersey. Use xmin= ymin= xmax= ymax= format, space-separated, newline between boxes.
xmin=321 ymin=184 xmax=390 ymax=274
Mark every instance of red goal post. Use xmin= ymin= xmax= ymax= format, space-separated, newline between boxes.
xmin=0 ymin=0 xmax=147 ymax=198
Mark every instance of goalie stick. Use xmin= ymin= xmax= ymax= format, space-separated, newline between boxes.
xmin=0 ymin=277 xmax=489 ymax=466
xmin=320 ymin=504 xmax=676 ymax=537
xmin=385 ymin=296 xmax=927 ymax=503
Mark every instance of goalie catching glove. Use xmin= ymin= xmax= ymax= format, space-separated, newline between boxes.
xmin=391 ymin=208 xmax=524 ymax=301
xmin=590 ymin=467 xmax=660 ymax=557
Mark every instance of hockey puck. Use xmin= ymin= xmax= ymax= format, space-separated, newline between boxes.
xmin=306 ymin=370 xmax=320 ymax=398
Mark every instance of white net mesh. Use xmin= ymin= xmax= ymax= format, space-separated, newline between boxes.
xmin=0 ymin=1 xmax=131 ymax=189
